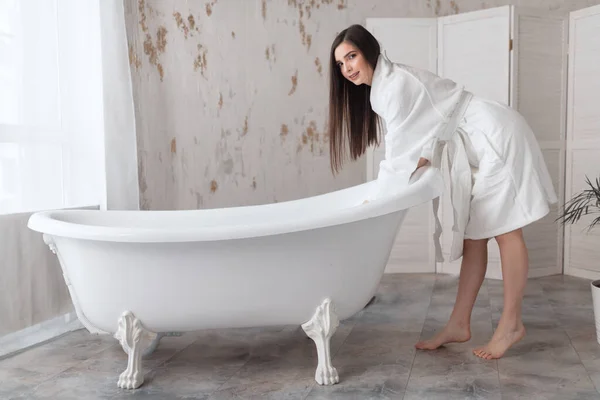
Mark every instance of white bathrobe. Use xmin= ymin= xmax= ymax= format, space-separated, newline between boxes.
xmin=368 ymin=53 xmax=557 ymax=262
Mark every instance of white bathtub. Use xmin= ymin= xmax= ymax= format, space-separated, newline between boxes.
xmin=27 ymin=166 xmax=443 ymax=390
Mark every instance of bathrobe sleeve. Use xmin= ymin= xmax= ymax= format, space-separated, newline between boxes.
xmin=369 ymin=141 xmax=436 ymax=202
xmin=365 ymin=54 xmax=468 ymax=203
xmin=367 ymin=75 xmax=440 ymax=201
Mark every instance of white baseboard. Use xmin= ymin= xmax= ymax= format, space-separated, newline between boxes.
xmin=0 ymin=312 xmax=83 ymax=359
xmin=565 ymin=267 xmax=600 ymax=282
xmin=437 ymin=263 xmax=504 ymax=280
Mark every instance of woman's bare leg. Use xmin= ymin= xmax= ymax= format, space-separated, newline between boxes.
xmin=473 ymin=228 xmax=527 ymax=359
xmin=415 ymin=238 xmax=489 ymax=350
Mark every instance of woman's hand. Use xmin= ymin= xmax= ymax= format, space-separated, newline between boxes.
xmin=410 ymin=157 xmax=431 ymax=180
xmin=417 ymin=157 xmax=430 ymax=169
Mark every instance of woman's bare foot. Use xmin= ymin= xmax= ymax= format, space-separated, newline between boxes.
xmin=415 ymin=324 xmax=471 ymax=350
xmin=473 ymin=322 xmax=526 ymax=359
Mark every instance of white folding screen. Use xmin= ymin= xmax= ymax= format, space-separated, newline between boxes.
xmin=436 ymin=6 xmax=512 ymax=280
xmin=366 ymin=6 xmax=568 ymax=279
xmin=438 ymin=8 xmax=568 ymax=279
xmin=564 ymin=5 xmax=600 ymax=280
xmin=437 ymin=7 xmax=512 ymax=105
xmin=512 ymin=9 xmax=567 ymax=278
xmin=366 ymin=18 xmax=438 ymax=273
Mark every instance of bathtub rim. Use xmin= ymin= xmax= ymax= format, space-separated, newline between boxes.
xmin=28 ymin=166 xmax=443 ymax=243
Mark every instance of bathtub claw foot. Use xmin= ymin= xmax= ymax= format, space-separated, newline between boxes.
xmin=301 ymin=298 xmax=340 ymax=386
xmin=114 ymin=311 xmax=156 ymax=389
xmin=117 ymin=369 xmax=143 ymax=390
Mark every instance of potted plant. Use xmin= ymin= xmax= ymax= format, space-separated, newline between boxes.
xmin=557 ymin=175 xmax=600 ymax=343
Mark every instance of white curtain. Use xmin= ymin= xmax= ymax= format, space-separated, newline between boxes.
xmin=99 ymin=0 xmax=139 ymax=211
xmin=0 ymin=0 xmax=139 ymax=214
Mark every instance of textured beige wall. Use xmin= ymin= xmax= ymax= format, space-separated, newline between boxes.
xmin=124 ymin=0 xmax=600 ymax=211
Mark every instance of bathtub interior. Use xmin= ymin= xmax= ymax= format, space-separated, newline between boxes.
xmin=47 ymin=179 xmax=378 ymax=230
xmin=35 ymin=166 xmax=441 ymax=233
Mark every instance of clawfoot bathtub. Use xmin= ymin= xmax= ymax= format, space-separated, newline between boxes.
xmin=27 ymin=166 xmax=443 ymax=389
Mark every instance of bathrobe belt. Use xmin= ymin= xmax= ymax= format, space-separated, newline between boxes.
xmin=430 ymin=91 xmax=473 ymax=263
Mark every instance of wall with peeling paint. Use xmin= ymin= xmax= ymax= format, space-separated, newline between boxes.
xmin=124 ymin=0 xmax=600 ymax=210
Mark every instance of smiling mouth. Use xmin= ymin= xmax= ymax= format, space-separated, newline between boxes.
xmin=349 ymin=71 xmax=359 ymax=80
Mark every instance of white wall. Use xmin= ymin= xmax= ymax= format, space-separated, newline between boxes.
xmin=0 ymin=0 xmax=133 ymax=358
xmin=0 ymin=213 xmax=74 ymax=349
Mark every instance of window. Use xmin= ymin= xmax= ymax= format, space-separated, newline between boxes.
xmin=0 ymin=0 xmax=104 ymax=214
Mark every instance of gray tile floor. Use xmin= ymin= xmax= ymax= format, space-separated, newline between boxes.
xmin=1 ymin=273 xmax=600 ymax=399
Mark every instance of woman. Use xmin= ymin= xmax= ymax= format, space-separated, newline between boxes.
xmin=328 ymin=24 xmax=557 ymax=360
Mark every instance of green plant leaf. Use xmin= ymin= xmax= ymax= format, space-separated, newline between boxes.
xmin=556 ymin=174 xmax=600 ymax=232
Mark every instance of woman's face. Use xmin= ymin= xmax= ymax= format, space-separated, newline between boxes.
xmin=334 ymin=41 xmax=374 ymax=86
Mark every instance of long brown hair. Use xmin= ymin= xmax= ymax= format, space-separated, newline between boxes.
xmin=328 ymin=24 xmax=382 ymax=174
